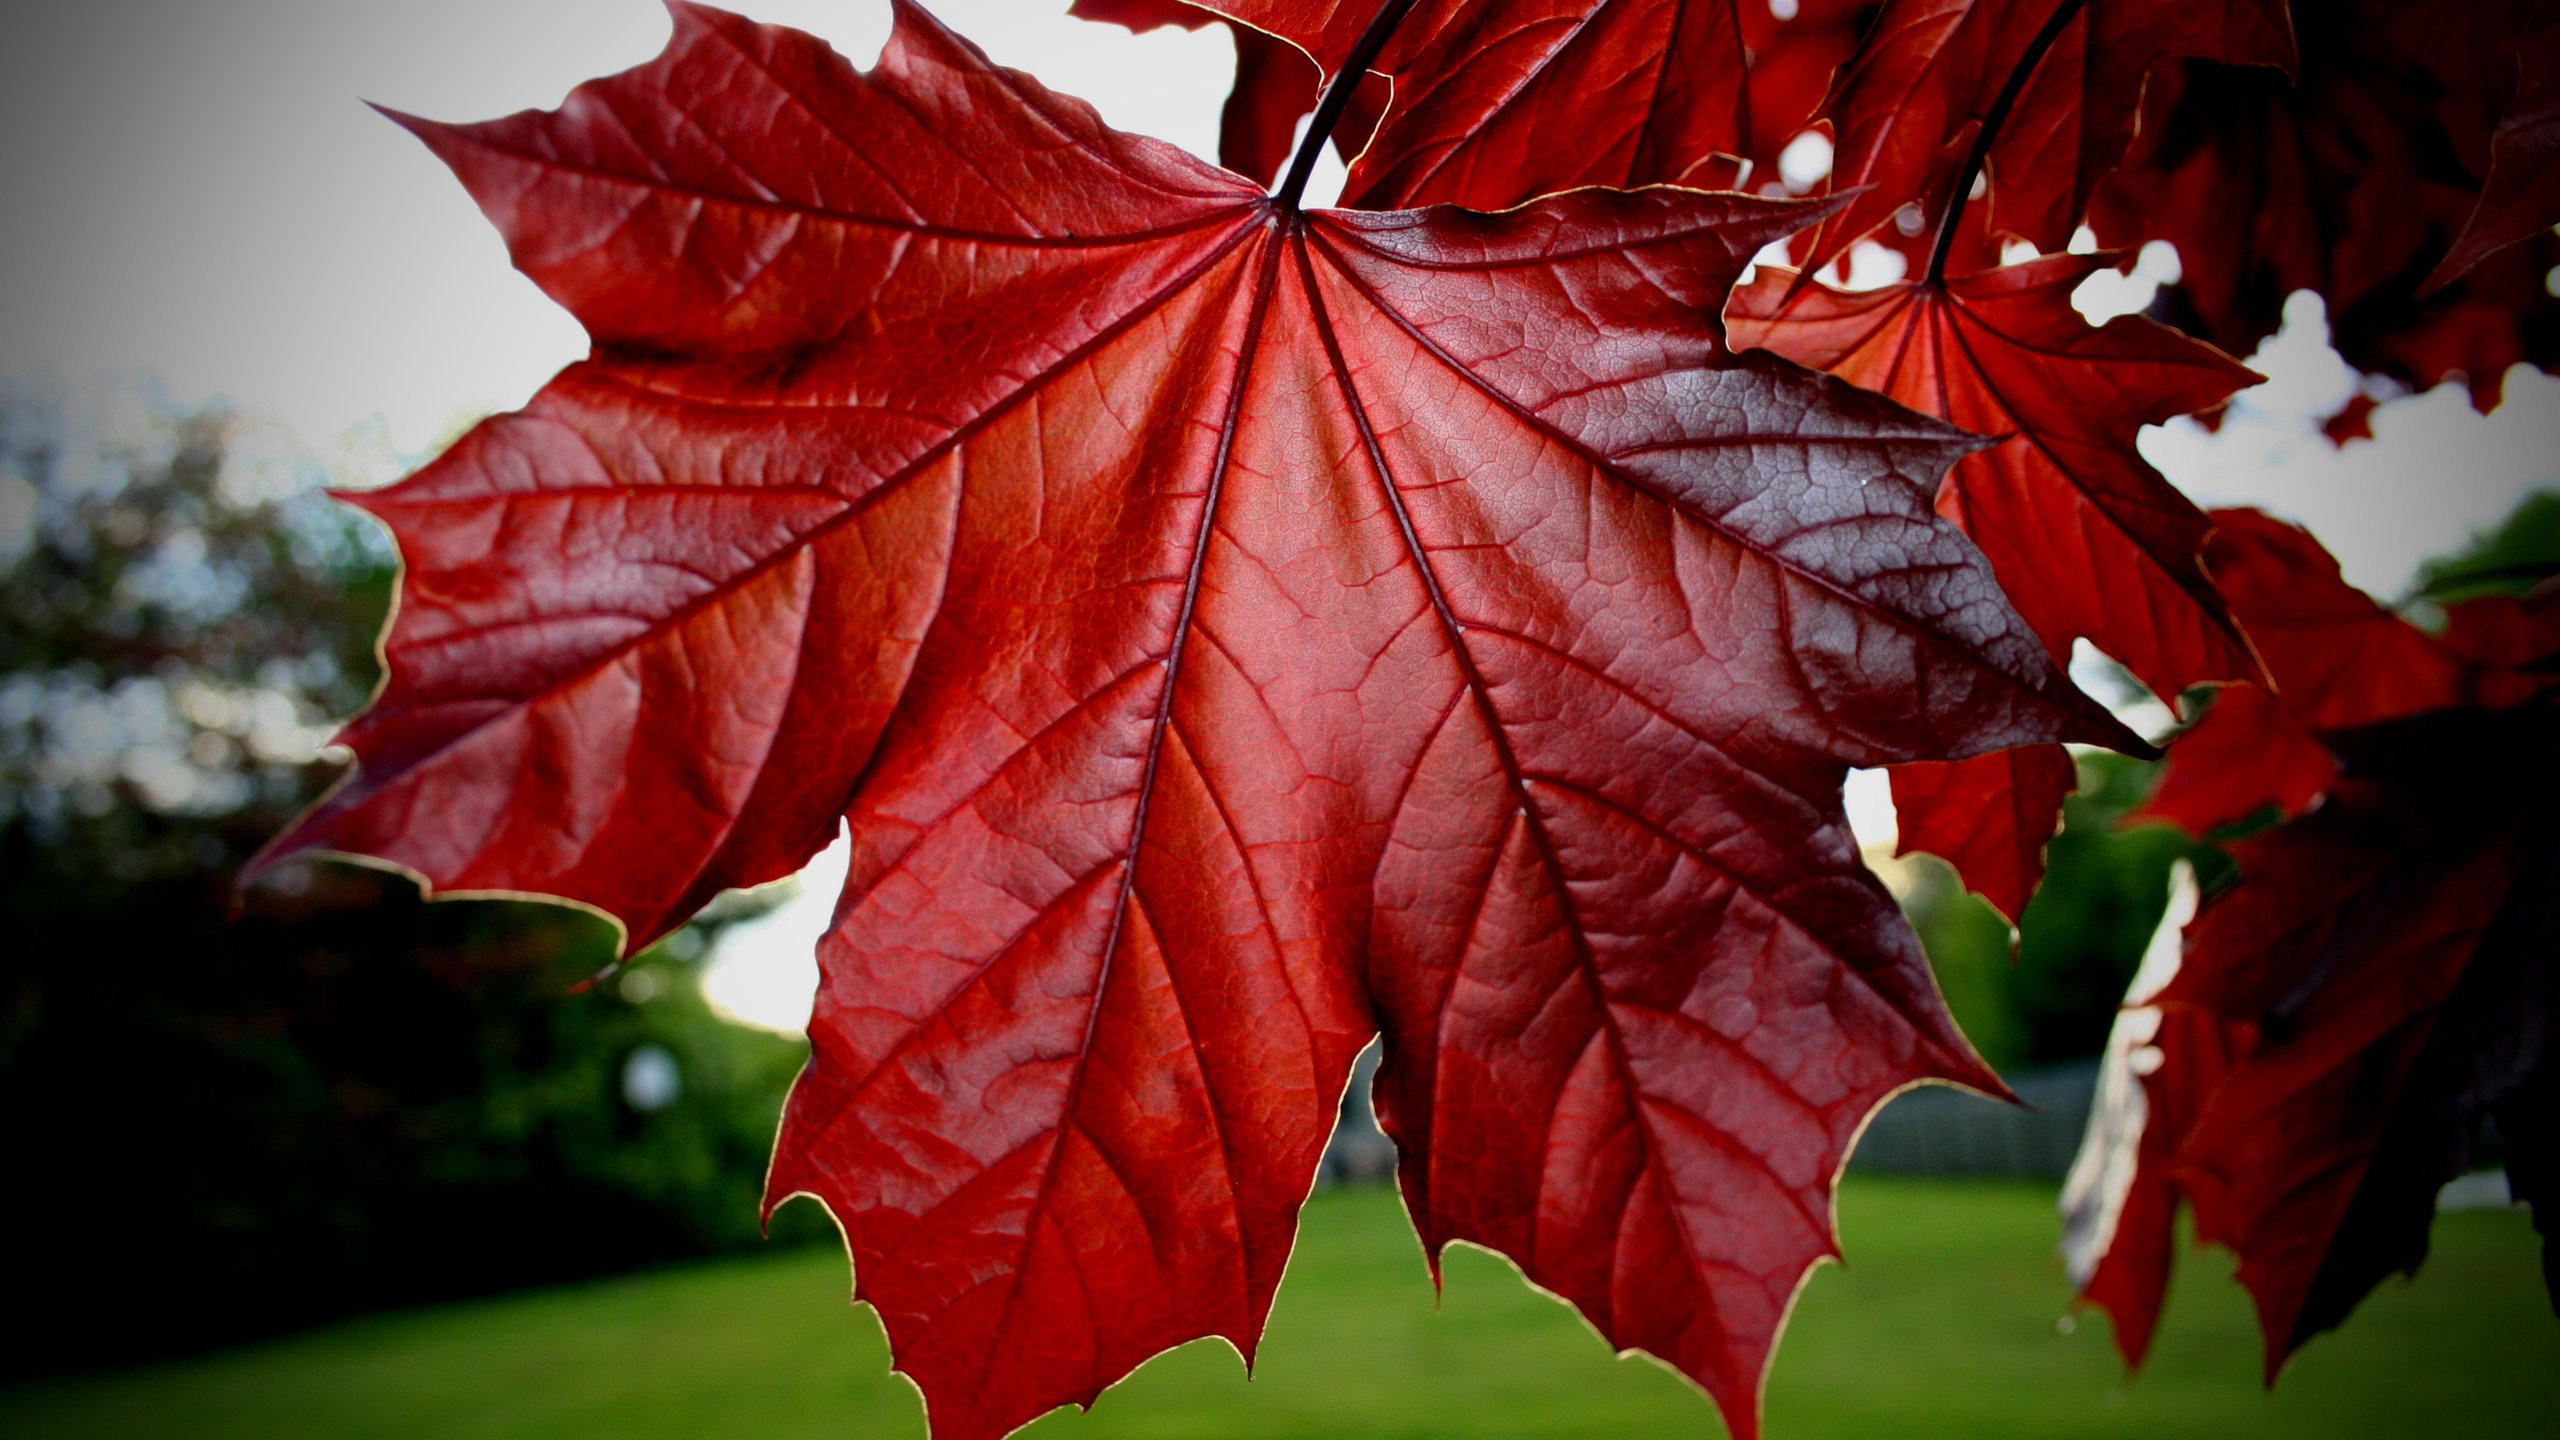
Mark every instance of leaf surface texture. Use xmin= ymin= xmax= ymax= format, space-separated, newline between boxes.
xmin=263 ymin=4 xmax=2145 ymax=1436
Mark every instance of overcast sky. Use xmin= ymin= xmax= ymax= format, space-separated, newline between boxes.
xmin=0 ymin=1 xmax=1251 ymax=455
xmin=6 ymin=1 xmax=2552 ymax=1030
xmin=8 ymin=1 xmax=2549 ymax=587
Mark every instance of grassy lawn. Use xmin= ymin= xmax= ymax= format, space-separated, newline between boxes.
xmin=4 ymin=1179 xmax=2548 ymax=1439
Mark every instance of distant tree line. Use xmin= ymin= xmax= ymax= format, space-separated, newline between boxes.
xmin=0 ymin=391 xmax=824 ymax=1376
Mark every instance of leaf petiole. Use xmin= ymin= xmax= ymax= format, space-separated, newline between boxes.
xmin=1924 ymin=0 xmax=2090 ymax=282
xmin=1273 ymin=0 xmax=1423 ymax=211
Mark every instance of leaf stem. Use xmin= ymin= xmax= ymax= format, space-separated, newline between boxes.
xmin=1273 ymin=0 xmax=1422 ymax=212
xmin=1924 ymin=0 xmax=2090 ymax=284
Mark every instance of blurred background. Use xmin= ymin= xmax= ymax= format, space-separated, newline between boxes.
xmin=2 ymin=3 xmax=2553 ymax=1437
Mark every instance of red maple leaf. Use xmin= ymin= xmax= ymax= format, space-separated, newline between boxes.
xmin=2074 ymin=693 xmax=2559 ymax=1373
xmin=1729 ymin=253 xmax=2259 ymax=916
xmin=2131 ymin=684 xmax=2334 ymax=838
xmin=2071 ymin=510 xmax=2559 ymax=1371
xmin=2439 ymin=590 xmax=2560 ymax=705
xmin=1878 ymin=746 xmax=2078 ymax=924
xmin=2428 ymin=15 xmax=2560 ymax=290
xmin=2133 ymin=509 xmax=2463 ymax=836
xmin=1198 ymin=0 xmax=1882 ymax=210
xmin=2095 ymin=0 xmax=2559 ymax=410
xmin=1796 ymin=0 xmax=2294 ymax=278
xmin=2063 ymin=906 xmax=2240 ymax=1367
xmin=253 ymin=4 xmax=2137 ymax=1437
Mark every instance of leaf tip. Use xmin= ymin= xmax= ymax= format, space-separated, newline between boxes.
xmin=362 ymin=99 xmax=432 ymax=138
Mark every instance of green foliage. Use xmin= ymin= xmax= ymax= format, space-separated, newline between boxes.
xmin=2412 ymin=488 xmax=2560 ymax=601
xmin=0 ymin=392 xmax=822 ymax=1375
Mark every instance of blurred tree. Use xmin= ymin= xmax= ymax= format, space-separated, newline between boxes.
xmin=2411 ymin=488 xmax=2560 ymax=602
xmin=0 ymin=390 xmax=821 ymax=1377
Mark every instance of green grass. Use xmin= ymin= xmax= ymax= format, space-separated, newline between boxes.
xmin=4 ymin=1180 xmax=2549 ymax=1439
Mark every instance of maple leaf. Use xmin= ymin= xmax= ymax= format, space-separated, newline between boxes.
xmin=1729 ymin=254 xmax=2257 ymax=915
xmin=2428 ymin=15 xmax=2560 ymax=290
xmin=1796 ymin=0 xmax=2294 ymax=278
xmin=2133 ymin=509 xmax=2463 ymax=837
xmin=2070 ymin=509 xmax=2559 ymax=1370
xmin=2438 ymin=590 xmax=2560 ymax=704
xmin=2131 ymin=685 xmax=2332 ymax=838
xmin=253 ymin=4 xmax=2143 ymax=1436
xmin=1880 ymin=747 xmax=2077 ymax=924
xmin=2059 ymin=861 xmax=2233 ymax=1368
xmin=1198 ymin=0 xmax=1880 ymax=210
xmin=2072 ymin=698 xmax=2559 ymax=1373
xmin=2095 ymin=0 xmax=2559 ymax=410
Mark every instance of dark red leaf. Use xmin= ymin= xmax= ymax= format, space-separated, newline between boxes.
xmin=1732 ymin=255 xmax=2263 ymax=703
xmin=2199 ymin=511 xmax=2467 ymax=729
xmin=2317 ymin=392 xmax=2379 ymax=447
xmin=2095 ymin=0 xmax=2558 ymax=409
xmin=2134 ymin=510 xmax=2468 ymax=836
xmin=255 ymin=5 xmax=2139 ymax=1437
xmin=2329 ymin=233 xmax=2560 ymax=413
xmin=1730 ymin=254 xmax=2253 ymax=906
xmin=2069 ymin=992 xmax=2239 ymax=1367
xmin=2076 ymin=511 xmax=2559 ymax=1367
xmin=1885 ymin=744 xmax=2076 ymax=923
xmin=2440 ymin=592 xmax=2560 ymax=706
xmin=2079 ymin=704 xmax=2559 ymax=1373
xmin=1202 ymin=0 xmax=1880 ymax=210
xmin=2130 ymin=684 xmax=2333 ymax=836
xmin=1799 ymin=0 xmax=2293 ymax=277
xmin=1741 ymin=1 xmax=1887 ymax=186
xmin=2427 ymin=17 xmax=2560 ymax=290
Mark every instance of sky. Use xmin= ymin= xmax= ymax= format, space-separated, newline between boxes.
xmin=5 ymin=1 xmax=2553 ymax=1032
xmin=0 ymin=1 xmax=1258 ymax=458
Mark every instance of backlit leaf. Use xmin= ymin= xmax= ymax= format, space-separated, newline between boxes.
xmin=256 ymin=5 xmax=2137 ymax=1438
